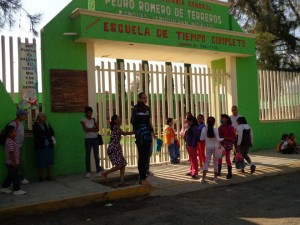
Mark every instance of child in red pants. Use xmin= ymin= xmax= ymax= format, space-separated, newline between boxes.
xmin=218 ymin=114 xmax=235 ymax=179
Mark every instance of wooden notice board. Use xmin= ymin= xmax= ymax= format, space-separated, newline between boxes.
xmin=50 ymin=69 xmax=88 ymax=112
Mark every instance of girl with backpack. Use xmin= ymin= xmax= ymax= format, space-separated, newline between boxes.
xmin=218 ymin=114 xmax=236 ymax=179
xmin=236 ymin=117 xmax=256 ymax=173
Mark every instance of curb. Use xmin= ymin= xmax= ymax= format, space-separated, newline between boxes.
xmin=0 ymin=184 xmax=154 ymax=220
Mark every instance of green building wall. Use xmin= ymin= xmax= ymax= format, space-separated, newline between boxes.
xmin=0 ymin=82 xmax=36 ymax=181
xmin=236 ymin=57 xmax=300 ymax=150
xmin=40 ymin=0 xmax=89 ymax=176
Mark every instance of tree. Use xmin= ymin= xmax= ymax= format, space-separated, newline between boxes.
xmin=230 ymin=0 xmax=300 ymax=71
xmin=0 ymin=0 xmax=42 ymax=36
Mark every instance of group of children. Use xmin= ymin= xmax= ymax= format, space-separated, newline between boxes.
xmin=277 ymin=133 xmax=300 ymax=154
xmin=164 ymin=111 xmax=256 ymax=183
xmin=100 ymin=109 xmax=257 ymax=185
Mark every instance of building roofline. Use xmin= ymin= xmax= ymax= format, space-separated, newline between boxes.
xmin=70 ymin=8 xmax=256 ymax=39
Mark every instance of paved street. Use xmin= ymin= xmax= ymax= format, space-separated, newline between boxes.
xmin=2 ymin=171 xmax=300 ymax=225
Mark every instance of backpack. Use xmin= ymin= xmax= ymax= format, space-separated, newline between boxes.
xmin=136 ymin=124 xmax=152 ymax=144
xmin=0 ymin=120 xmax=19 ymax=146
xmin=241 ymin=126 xmax=251 ymax=148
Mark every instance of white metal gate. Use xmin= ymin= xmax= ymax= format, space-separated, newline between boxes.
xmin=96 ymin=61 xmax=228 ymax=168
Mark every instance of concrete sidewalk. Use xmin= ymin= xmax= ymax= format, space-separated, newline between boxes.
xmin=1 ymin=150 xmax=300 ymax=218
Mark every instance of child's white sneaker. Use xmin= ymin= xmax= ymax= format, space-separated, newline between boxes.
xmin=85 ymin=172 xmax=91 ymax=178
xmin=13 ymin=190 xmax=26 ymax=195
xmin=21 ymin=178 xmax=29 ymax=185
xmin=1 ymin=188 xmax=12 ymax=194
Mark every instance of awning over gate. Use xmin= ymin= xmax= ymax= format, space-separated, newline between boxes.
xmin=69 ymin=9 xmax=256 ymax=63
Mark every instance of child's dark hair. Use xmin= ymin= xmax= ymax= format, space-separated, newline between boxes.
xmin=110 ymin=114 xmax=119 ymax=130
xmin=166 ymin=118 xmax=173 ymax=125
xmin=281 ymin=134 xmax=288 ymax=140
xmin=187 ymin=116 xmax=198 ymax=126
xmin=84 ymin=106 xmax=93 ymax=114
xmin=237 ymin=116 xmax=247 ymax=124
xmin=5 ymin=125 xmax=15 ymax=136
xmin=221 ymin=114 xmax=232 ymax=125
xmin=197 ymin=114 xmax=204 ymax=119
xmin=289 ymin=133 xmax=295 ymax=138
xmin=138 ymin=92 xmax=145 ymax=99
xmin=207 ymin=117 xmax=215 ymax=138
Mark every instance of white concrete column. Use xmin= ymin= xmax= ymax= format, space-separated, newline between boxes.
xmin=86 ymin=42 xmax=97 ymax=112
xmin=226 ymin=57 xmax=237 ymax=114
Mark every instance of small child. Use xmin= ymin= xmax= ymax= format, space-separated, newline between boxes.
xmin=288 ymin=133 xmax=300 ymax=154
xmin=101 ymin=115 xmax=133 ymax=186
xmin=164 ymin=118 xmax=180 ymax=164
xmin=185 ymin=116 xmax=199 ymax=179
xmin=278 ymin=134 xmax=292 ymax=154
xmin=196 ymin=114 xmax=206 ymax=171
xmin=1 ymin=125 xmax=26 ymax=195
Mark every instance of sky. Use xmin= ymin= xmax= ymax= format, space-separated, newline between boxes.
xmin=2 ymin=0 xmax=72 ymax=38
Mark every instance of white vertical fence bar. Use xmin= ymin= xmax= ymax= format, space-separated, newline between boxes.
xmin=145 ymin=64 xmax=149 ymax=97
xmin=184 ymin=67 xmax=189 ymax=113
xmin=274 ymin=70 xmax=278 ymax=119
xmin=286 ymin=72 xmax=292 ymax=119
xmin=115 ymin=62 xmax=120 ymax=116
xmin=195 ymin=68 xmax=199 ymax=116
xmin=1 ymin=36 xmax=6 ymax=87
xmin=179 ymin=67 xmax=184 ymax=155
xmin=101 ymin=63 xmax=109 ymax=168
xmin=108 ymin=62 xmax=113 ymax=120
xmin=149 ymin=64 xmax=156 ymax=164
xmin=203 ymin=70 xmax=208 ymax=119
xmin=270 ymin=71 xmax=275 ymax=120
xmin=9 ymin=36 xmax=14 ymax=99
xmin=174 ymin=66 xmax=180 ymax=142
xmin=161 ymin=66 xmax=168 ymax=162
xmin=291 ymin=72 xmax=296 ymax=118
xmin=296 ymin=73 xmax=300 ymax=118
xmin=263 ymin=71 xmax=268 ymax=120
xmin=208 ymin=69 xmax=213 ymax=116
xmin=96 ymin=65 xmax=103 ymax=168
xmin=189 ymin=71 xmax=194 ymax=116
xmin=282 ymin=72 xmax=287 ymax=119
xmin=120 ymin=63 xmax=126 ymax=161
xmin=275 ymin=71 xmax=281 ymax=120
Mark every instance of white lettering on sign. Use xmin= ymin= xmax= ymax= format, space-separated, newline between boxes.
xmin=103 ymin=0 xmax=224 ymax=28
xmin=18 ymin=42 xmax=38 ymax=109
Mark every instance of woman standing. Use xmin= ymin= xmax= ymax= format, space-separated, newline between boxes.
xmin=33 ymin=113 xmax=55 ymax=181
xmin=200 ymin=117 xmax=224 ymax=183
xmin=218 ymin=114 xmax=235 ymax=179
xmin=81 ymin=106 xmax=102 ymax=178
xmin=131 ymin=92 xmax=154 ymax=185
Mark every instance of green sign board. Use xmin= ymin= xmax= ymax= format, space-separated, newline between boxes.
xmin=75 ymin=15 xmax=255 ymax=55
xmin=95 ymin=0 xmax=230 ymax=30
